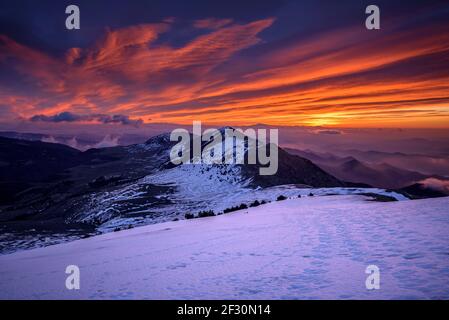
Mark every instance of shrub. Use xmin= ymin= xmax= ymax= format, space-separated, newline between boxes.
xmin=249 ymin=200 xmax=261 ymax=207
xmin=185 ymin=213 xmax=195 ymax=219
xmin=91 ymin=218 xmax=102 ymax=227
xmin=239 ymin=203 xmax=248 ymax=210
xmin=298 ymin=194 xmax=302 ymax=198
xmin=223 ymin=203 xmax=248 ymax=214
xmin=308 ymin=192 xmax=314 ymax=197
xmin=360 ymin=193 xmax=398 ymax=202
xmin=277 ymin=195 xmax=287 ymax=201
xmin=198 ymin=210 xmax=215 ymax=218
xmin=223 ymin=207 xmax=236 ymax=214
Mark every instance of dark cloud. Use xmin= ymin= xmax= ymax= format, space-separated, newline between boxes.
xmin=316 ymin=129 xmax=342 ymax=135
xmin=0 ymin=0 xmax=283 ymax=55
xmin=30 ymin=112 xmax=143 ymax=127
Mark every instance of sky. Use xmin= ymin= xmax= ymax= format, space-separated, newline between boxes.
xmin=1 ymin=0 xmax=449 ymax=129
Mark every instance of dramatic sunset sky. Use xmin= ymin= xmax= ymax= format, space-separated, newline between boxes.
xmin=1 ymin=0 xmax=449 ymax=129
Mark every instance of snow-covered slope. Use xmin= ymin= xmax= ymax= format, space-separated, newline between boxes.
xmin=1 ymin=195 xmax=448 ymax=299
xmin=0 ymin=130 xmax=355 ymax=254
xmin=73 ymin=160 xmax=407 ymax=232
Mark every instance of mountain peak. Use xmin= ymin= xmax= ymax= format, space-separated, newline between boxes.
xmin=145 ymin=132 xmax=171 ymax=145
xmin=342 ymin=157 xmax=362 ymax=168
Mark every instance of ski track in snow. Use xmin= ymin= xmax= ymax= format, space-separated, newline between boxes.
xmin=1 ymin=195 xmax=448 ymax=299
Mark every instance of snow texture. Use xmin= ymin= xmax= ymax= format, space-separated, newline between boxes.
xmin=74 ymin=159 xmax=408 ymax=232
xmin=1 ymin=195 xmax=448 ymax=299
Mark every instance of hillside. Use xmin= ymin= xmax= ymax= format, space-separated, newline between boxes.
xmin=0 ymin=131 xmax=343 ymax=230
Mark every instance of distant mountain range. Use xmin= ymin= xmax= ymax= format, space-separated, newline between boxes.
xmin=330 ymin=148 xmax=449 ymax=177
xmin=285 ymin=148 xmax=447 ymax=189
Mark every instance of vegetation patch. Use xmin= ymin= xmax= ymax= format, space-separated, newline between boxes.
xmin=223 ymin=203 xmax=248 ymax=214
xmin=360 ymin=193 xmax=398 ymax=202
xmin=198 ymin=210 xmax=215 ymax=218
xmin=249 ymin=200 xmax=261 ymax=207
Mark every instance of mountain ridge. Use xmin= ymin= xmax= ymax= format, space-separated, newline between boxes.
xmin=0 ymin=131 xmax=344 ymax=228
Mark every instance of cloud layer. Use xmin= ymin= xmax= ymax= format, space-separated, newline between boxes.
xmin=1 ymin=9 xmax=449 ymax=128
xmin=30 ymin=112 xmax=143 ymax=126
xmin=419 ymin=178 xmax=449 ymax=195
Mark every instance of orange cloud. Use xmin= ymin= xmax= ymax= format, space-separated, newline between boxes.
xmin=0 ymin=17 xmax=449 ymax=128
